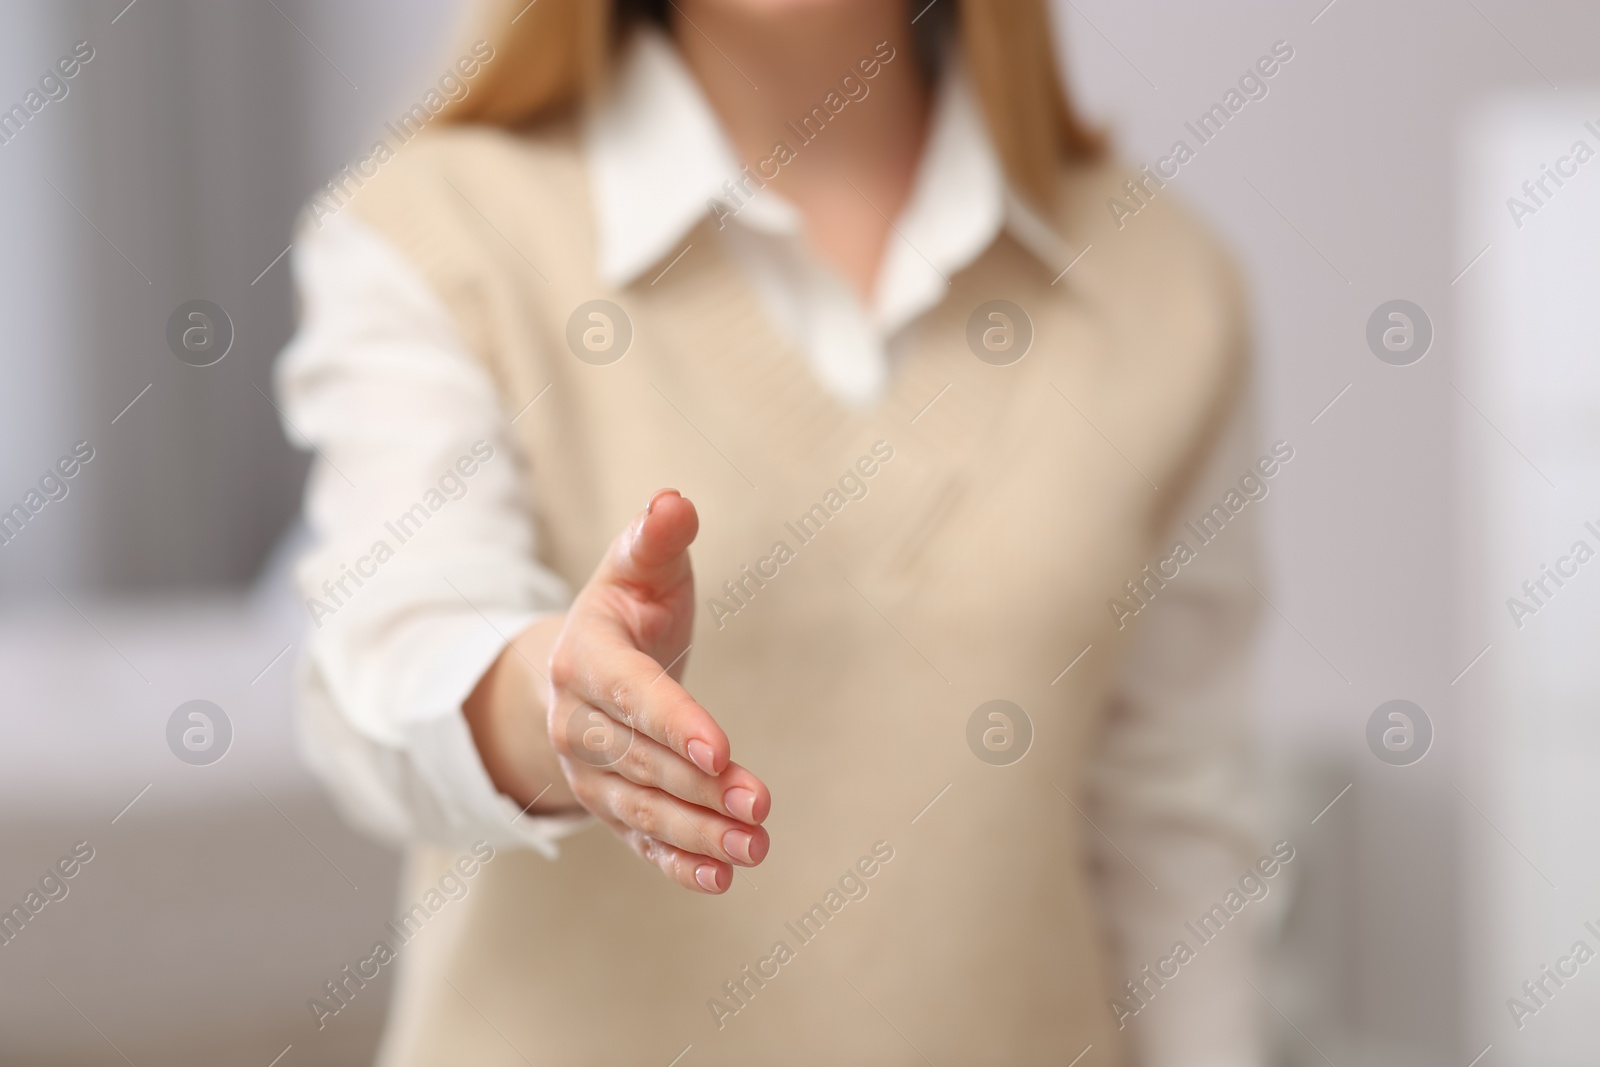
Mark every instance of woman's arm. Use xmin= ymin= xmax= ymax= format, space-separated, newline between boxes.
xmin=277 ymin=210 xmax=579 ymax=854
xmin=277 ymin=211 xmax=769 ymax=891
xmin=1087 ymin=397 xmax=1272 ymax=1066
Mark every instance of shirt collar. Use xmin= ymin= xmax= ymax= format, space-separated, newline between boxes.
xmin=582 ymin=25 xmax=1068 ymax=304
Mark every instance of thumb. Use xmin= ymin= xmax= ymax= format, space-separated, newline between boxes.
xmin=596 ymin=489 xmax=699 ymax=597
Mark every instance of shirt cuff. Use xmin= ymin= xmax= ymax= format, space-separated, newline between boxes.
xmin=401 ymin=608 xmax=593 ymax=859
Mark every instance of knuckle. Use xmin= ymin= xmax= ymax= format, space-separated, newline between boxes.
xmin=663 ymin=846 xmax=686 ymax=884
xmin=618 ymin=737 xmax=651 ymax=779
xmin=656 ymin=694 xmax=700 ymax=754
xmin=647 ymin=837 xmax=679 ymax=878
xmin=637 ymin=835 xmax=685 ymax=884
xmin=607 ymin=677 xmax=642 ymax=731
xmin=628 ymin=792 xmax=660 ymax=838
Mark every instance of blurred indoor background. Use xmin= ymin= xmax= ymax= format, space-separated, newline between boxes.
xmin=1 ymin=0 xmax=1596 ymax=1063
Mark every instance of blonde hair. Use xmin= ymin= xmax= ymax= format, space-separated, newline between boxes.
xmin=437 ymin=0 xmax=1102 ymax=207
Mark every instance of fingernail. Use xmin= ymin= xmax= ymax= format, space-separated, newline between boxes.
xmin=686 ymin=739 xmax=717 ymax=775
xmin=695 ymin=864 xmax=722 ymax=892
xmin=646 ymin=488 xmax=680 ymax=516
xmin=723 ymin=787 xmax=759 ymax=824
xmin=723 ymin=829 xmax=755 ymax=865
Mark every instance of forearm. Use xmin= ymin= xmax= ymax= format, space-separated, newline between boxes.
xmin=463 ymin=613 xmax=580 ymax=816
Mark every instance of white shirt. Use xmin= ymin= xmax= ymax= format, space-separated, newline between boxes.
xmin=275 ymin=27 xmax=1265 ymax=1067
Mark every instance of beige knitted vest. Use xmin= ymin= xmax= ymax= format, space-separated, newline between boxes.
xmin=347 ymin=122 xmax=1244 ymax=1066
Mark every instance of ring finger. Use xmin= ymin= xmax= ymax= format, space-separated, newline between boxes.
xmin=576 ymin=772 xmax=769 ymax=867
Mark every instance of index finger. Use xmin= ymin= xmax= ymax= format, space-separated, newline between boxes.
xmin=559 ymin=639 xmax=731 ymax=777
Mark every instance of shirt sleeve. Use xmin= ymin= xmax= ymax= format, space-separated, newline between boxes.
xmin=272 ymin=210 xmax=591 ymax=857
xmin=1086 ymin=394 xmax=1275 ymax=1067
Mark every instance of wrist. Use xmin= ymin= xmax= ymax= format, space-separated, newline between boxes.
xmin=463 ymin=613 xmax=579 ymax=815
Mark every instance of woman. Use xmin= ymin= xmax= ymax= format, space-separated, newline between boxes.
xmin=277 ymin=0 xmax=1268 ymax=1063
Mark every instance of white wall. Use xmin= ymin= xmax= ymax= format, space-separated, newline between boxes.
xmin=1460 ymin=93 xmax=1600 ymax=1067
xmin=0 ymin=4 xmax=96 ymax=586
xmin=1052 ymin=1 xmax=1598 ymax=1062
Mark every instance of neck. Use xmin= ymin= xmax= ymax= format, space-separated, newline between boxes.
xmin=668 ymin=1 xmax=932 ymax=297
